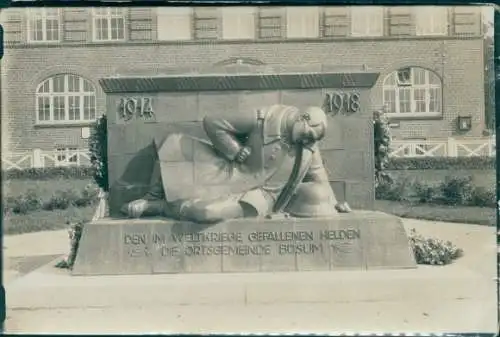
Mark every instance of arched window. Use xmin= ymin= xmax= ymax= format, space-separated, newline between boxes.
xmin=36 ymin=74 xmax=97 ymax=124
xmin=383 ymin=67 xmax=442 ymax=117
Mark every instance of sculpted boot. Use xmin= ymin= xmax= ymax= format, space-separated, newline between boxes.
xmin=335 ymin=201 xmax=352 ymax=213
xmin=121 ymin=199 xmax=166 ymax=218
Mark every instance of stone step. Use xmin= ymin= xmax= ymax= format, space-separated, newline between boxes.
xmin=7 ymin=258 xmax=491 ymax=310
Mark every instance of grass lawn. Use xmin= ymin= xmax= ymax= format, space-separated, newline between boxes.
xmin=3 ymin=178 xmax=97 ymax=235
xmin=374 ymin=200 xmax=496 ymax=226
xmin=3 ymin=178 xmax=497 ymax=235
xmin=4 ymin=206 xmax=96 ymax=235
xmin=3 ymin=178 xmax=93 ymax=199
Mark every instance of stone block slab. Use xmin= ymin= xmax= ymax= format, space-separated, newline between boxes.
xmin=72 ymin=211 xmax=417 ymax=276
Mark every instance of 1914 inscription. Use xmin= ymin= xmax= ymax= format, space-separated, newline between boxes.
xmin=118 ymin=97 xmax=155 ymax=122
xmin=123 ymin=229 xmax=361 ymax=258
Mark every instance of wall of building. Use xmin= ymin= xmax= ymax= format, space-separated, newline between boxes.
xmin=0 ymin=6 xmax=486 ymax=153
xmin=1 ymin=37 xmax=485 ymax=152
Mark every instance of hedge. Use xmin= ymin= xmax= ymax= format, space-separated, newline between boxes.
xmin=386 ymin=156 xmax=495 ymax=170
xmin=3 ymin=166 xmax=95 ymax=180
xmin=3 ymin=156 xmax=495 ymax=181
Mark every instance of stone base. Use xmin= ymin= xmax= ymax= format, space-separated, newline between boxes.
xmin=72 ymin=211 xmax=416 ymax=276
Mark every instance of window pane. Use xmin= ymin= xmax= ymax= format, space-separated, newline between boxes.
xmin=428 ymin=72 xmax=440 ymax=85
xmin=96 ymin=18 xmax=108 ymax=40
xmin=34 ymin=19 xmax=43 ymax=40
xmin=46 ymin=19 xmax=59 ymax=40
xmin=384 ymin=73 xmax=396 ymax=86
xmin=414 ymin=88 xmax=426 ymax=112
xmin=413 ymin=68 xmax=426 ymax=85
xmin=110 ymin=18 xmax=124 ymax=40
xmin=383 ymin=89 xmax=396 ymax=113
xmin=38 ymin=97 xmax=51 ymax=121
xmin=83 ymin=80 xmax=94 ymax=92
xmin=258 ymin=10 xmax=282 ymax=39
xmin=399 ymin=88 xmax=411 ymax=113
xmin=53 ymin=96 xmax=66 ymax=120
xmin=53 ymin=75 xmax=65 ymax=92
xmin=69 ymin=96 xmax=81 ymax=120
xmin=429 ymin=87 xmax=441 ymax=112
xmin=111 ymin=8 xmax=122 ymax=16
xmin=68 ymin=75 xmax=80 ymax=92
xmin=84 ymin=95 xmax=96 ymax=120
xmin=38 ymin=80 xmax=50 ymax=93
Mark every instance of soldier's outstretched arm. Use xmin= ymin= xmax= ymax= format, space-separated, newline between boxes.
xmin=202 ymin=113 xmax=257 ymax=161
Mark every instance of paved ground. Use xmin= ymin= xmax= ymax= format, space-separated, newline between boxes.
xmin=3 ymin=218 xmax=498 ymax=334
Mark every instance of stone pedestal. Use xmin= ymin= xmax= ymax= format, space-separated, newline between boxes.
xmin=72 ymin=211 xmax=416 ymax=276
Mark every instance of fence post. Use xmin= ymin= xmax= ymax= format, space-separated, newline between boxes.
xmin=33 ymin=148 xmax=43 ymax=168
xmin=447 ymin=137 xmax=457 ymax=157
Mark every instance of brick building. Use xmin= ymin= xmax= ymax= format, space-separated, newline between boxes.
xmin=0 ymin=5 xmax=488 ymax=166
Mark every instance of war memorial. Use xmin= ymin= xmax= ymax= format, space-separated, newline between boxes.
xmin=69 ymin=65 xmax=417 ymax=275
xmin=6 ymin=64 xmax=497 ymax=333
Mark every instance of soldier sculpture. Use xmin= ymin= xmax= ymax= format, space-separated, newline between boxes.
xmin=122 ymin=104 xmax=351 ymax=223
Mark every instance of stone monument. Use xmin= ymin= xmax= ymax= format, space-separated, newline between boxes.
xmin=72 ymin=65 xmax=417 ymax=275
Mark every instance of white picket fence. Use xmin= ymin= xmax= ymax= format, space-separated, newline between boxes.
xmin=1 ymin=148 xmax=91 ymax=170
xmin=0 ymin=137 xmax=496 ymax=170
xmin=389 ymin=137 xmax=496 ymax=158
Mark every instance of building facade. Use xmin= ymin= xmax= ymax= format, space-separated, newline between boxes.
xmin=0 ymin=5 xmax=487 ymax=166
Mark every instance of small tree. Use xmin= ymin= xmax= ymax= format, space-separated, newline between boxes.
xmin=373 ymin=109 xmax=392 ymax=187
xmin=89 ymin=114 xmax=109 ymax=192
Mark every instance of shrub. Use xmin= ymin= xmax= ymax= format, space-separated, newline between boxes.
xmin=3 ymin=185 xmax=99 ymax=215
xmin=412 ymin=181 xmax=440 ymax=203
xmin=373 ymin=109 xmax=392 ymax=187
xmin=386 ymin=156 xmax=495 ymax=171
xmin=469 ymin=186 xmax=496 ymax=208
xmin=4 ymin=189 xmax=43 ymax=215
xmin=409 ymin=228 xmax=463 ymax=265
xmin=42 ymin=189 xmax=80 ymax=211
xmin=439 ymin=176 xmax=474 ymax=205
xmin=89 ymin=114 xmax=109 ymax=192
xmin=375 ymin=178 xmax=413 ymax=202
xmin=3 ymin=166 xmax=94 ymax=180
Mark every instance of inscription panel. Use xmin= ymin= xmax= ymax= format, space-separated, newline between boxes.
xmin=73 ymin=214 xmax=417 ymax=275
xmin=119 ymin=222 xmax=364 ymax=272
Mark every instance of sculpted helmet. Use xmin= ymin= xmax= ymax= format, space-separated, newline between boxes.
xmin=285 ymin=181 xmax=339 ymax=218
xmin=292 ymin=106 xmax=328 ymax=143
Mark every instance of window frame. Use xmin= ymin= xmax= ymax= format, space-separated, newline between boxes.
xmin=257 ymin=8 xmax=284 ymax=39
xmin=350 ymin=6 xmax=384 ymax=37
xmin=55 ymin=147 xmax=79 ymax=166
xmin=382 ymin=67 xmax=443 ymax=119
xmin=26 ymin=8 xmax=61 ymax=43
xmin=322 ymin=9 xmax=344 ymax=38
xmin=35 ymin=74 xmax=98 ymax=126
xmin=415 ymin=6 xmax=449 ymax=36
xmin=192 ymin=8 xmax=220 ymax=40
xmin=92 ymin=7 xmax=127 ymax=42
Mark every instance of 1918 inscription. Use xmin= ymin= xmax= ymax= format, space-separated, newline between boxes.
xmin=123 ymin=229 xmax=361 ymax=258
xmin=324 ymin=91 xmax=360 ymax=116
